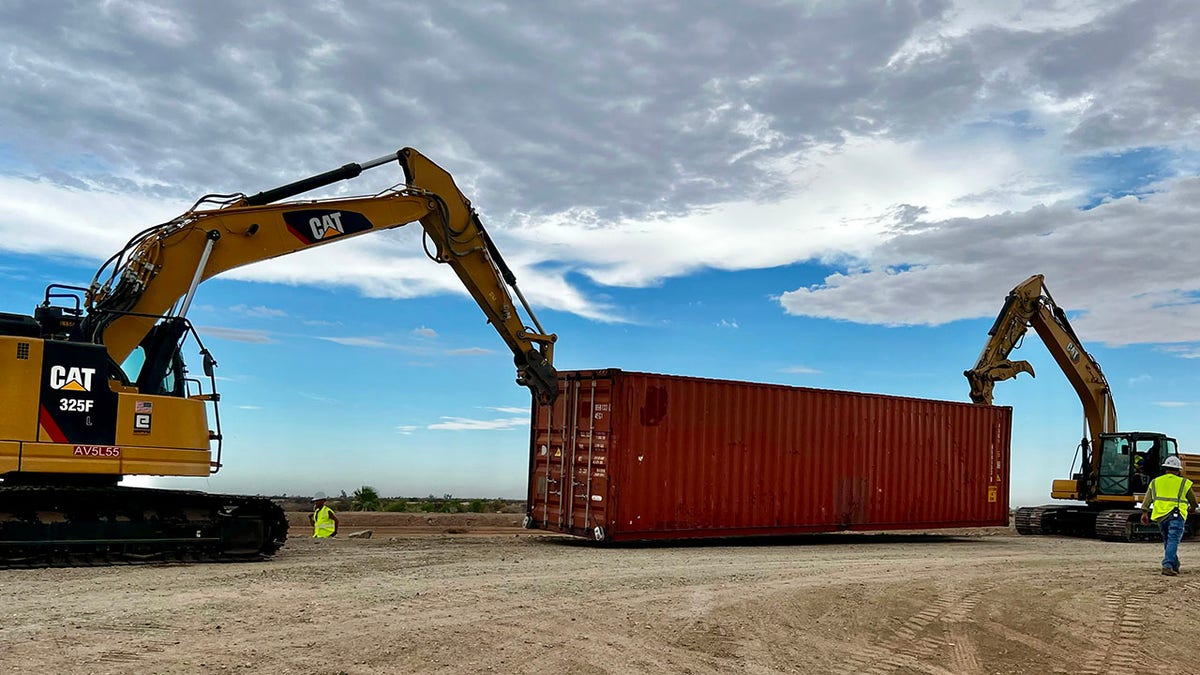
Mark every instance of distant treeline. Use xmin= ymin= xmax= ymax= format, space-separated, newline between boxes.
xmin=273 ymin=487 xmax=525 ymax=513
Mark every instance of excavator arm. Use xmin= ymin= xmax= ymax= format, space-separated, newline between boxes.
xmin=964 ymin=274 xmax=1116 ymax=446
xmin=81 ymin=147 xmax=558 ymax=403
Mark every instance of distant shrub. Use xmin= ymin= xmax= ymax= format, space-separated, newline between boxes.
xmin=350 ymin=486 xmax=382 ymax=512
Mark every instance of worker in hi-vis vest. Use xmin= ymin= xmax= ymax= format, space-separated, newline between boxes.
xmin=1140 ymin=455 xmax=1198 ymax=576
xmin=310 ymin=492 xmax=339 ymax=538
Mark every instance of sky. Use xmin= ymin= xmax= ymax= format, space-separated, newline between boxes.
xmin=1 ymin=0 xmax=1198 ymax=506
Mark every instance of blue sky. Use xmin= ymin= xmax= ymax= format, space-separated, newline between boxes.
xmin=1 ymin=1 xmax=1199 ymax=506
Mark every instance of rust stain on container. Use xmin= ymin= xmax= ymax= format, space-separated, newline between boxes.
xmin=526 ymin=369 xmax=1012 ymax=542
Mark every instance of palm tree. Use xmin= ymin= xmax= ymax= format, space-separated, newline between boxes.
xmin=350 ymin=485 xmax=381 ymax=511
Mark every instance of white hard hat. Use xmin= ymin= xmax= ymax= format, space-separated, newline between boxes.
xmin=1163 ymin=456 xmax=1183 ymax=470
xmin=312 ymin=491 xmax=328 ymax=501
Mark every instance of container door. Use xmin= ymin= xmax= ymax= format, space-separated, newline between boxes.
xmin=565 ymin=376 xmax=612 ymax=540
xmin=527 ymin=374 xmax=613 ymax=539
xmin=529 ymin=384 xmax=571 ymax=532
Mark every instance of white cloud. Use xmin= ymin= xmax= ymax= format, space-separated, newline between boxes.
xmin=446 ymin=347 xmax=492 ymax=356
xmin=197 ymin=326 xmax=274 ymax=343
xmin=488 ymin=406 xmax=529 ymax=414
xmin=412 ymin=326 xmax=438 ymax=338
xmin=101 ymin=2 xmax=194 ymax=47
xmin=316 ymin=336 xmax=393 ymax=349
xmin=428 ymin=416 xmax=529 ymax=431
xmin=1155 ymin=402 xmax=1191 ymax=408
xmin=503 ymin=129 xmax=1078 ymax=296
xmin=214 ymin=374 xmax=252 ymax=382
xmin=0 ymin=176 xmax=185 ymax=258
xmin=717 ymin=319 xmax=739 ymax=329
xmin=230 ymin=304 xmax=287 ymax=318
xmin=783 ymin=365 xmax=822 ymax=375
xmin=1160 ymin=346 xmax=1200 ymax=359
xmin=777 ymin=178 xmax=1200 ymax=347
xmin=395 ymin=425 xmax=418 ymax=435
xmin=313 ymin=335 xmax=430 ymax=354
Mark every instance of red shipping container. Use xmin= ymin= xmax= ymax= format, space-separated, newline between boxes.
xmin=526 ymin=370 xmax=1011 ymax=542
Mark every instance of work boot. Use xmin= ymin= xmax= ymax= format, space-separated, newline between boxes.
xmin=1162 ymin=567 xmax=1179 ymax=576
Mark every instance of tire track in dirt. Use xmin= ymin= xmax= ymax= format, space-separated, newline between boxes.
xmin=980 ymin=619 xmax=1061 ymax=658
xmin=1077 ymin=579 xmax=1200 ymax=675
xmin=834 ymin=581 xmax=1000 ymax=675
xmin=1070 ymin=588 xmax=1155 ymax=675
xmin=507 ymin=557 xmax=957 ymax=674
xmin=946 ymin=625 xmax=983 ymax=675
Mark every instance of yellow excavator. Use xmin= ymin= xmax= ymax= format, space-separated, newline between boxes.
xmin=965 ymin=274 xmax=1198 ymax=542
xmin=0 ymin=147 xmax=557 ymax=565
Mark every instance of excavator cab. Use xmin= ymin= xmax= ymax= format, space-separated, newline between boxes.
xmin=1095 ymin=432 xmax=1177 ymax=497
xmin=34 ymin=285 xmax=208 ymax=401
xmin=1039 ymin=431 xmax=1183 ymax=539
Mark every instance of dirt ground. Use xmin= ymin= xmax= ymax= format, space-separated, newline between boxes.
xmin=3 ymin=513 xmax=1200 ymax=675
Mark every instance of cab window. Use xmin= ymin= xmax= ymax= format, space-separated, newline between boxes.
xmin=120 ymin=345 xmax=183 ymax=396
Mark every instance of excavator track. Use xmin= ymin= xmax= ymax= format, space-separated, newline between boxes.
xmin=1018 ymin=507 xmax=1162 ymax=542
xmin=1096 ymin=509 xmax=1174 ymax=543
xmin=1096 ymin=509 xmax=1142 ymax=542
xmin=0 ymin=485 xmax=288 ymax=567
xmin=1015 ymin=504 xmax=1116 ymax=538
xmin=1014 ymin=505 xmax=1067 ymax=535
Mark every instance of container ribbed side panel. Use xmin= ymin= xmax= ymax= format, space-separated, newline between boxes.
xmin=528 ymin=370 xmax=1011 ymax=542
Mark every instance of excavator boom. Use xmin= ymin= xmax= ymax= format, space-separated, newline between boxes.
xmin=85 ymin=147 xmax=557 ymax=403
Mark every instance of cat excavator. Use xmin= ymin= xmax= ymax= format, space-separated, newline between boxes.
xmin=0 ymin=147 xmax=558 ymax=565
xmin=965 ymin=274 xmax=1198 ymax=542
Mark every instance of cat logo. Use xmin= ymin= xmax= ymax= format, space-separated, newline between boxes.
xmin=283 ymin=209 xmax=372 ymax=245
xmin=49 ymin=366 xmax=96 ymax=392
xmin=1065 ymin=341 xmax=1081 ymax=363
xmin=309 ymin=212 xmax=346 ymax=240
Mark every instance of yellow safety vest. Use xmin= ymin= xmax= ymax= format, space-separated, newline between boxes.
xmin=1149 ymin=473 xmax=1193 ymax=523
xmin=313 ymin=505 xmax=336 ymax=538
